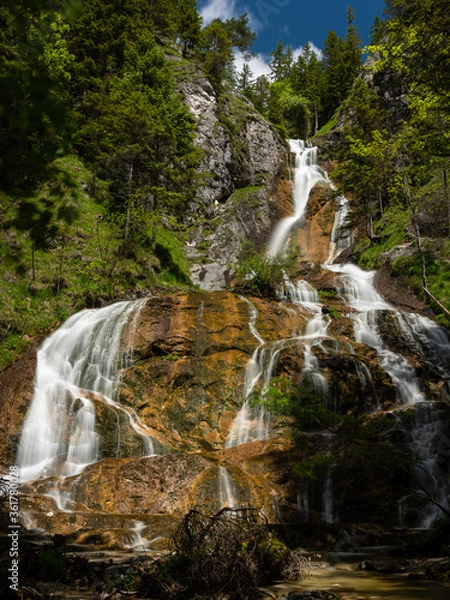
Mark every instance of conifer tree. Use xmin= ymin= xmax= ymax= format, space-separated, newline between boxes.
xmin=176 ymin=0 xmax=202 ymax=57
xmin=200 ymin=19 xmax=234 ymax=87
xmin=0 ymin=0 xmax=79 ymax=195
xmin=269 ymin=40 xmax=293 ymax=82
xmin=236 ymin=62 xmax=255 ymax=101
xmin=322 ymin=30 xmax=347 ymax=121
xmin=291 ymin=43 xmax=325 ymax=134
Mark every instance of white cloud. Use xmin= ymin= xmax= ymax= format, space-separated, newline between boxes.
xmin=234 ymin=41 xmax=323 ymax=81
xmin=200 ymin=0 xmax=262 ymax=32
xmin=200 ymin=0 xmax=239 ymax=23
xmin=234 ymin=50 xmax=271 ymax=79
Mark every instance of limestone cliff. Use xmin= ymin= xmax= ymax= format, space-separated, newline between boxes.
xmin=181 ymin=75 xmax=288 ymax=290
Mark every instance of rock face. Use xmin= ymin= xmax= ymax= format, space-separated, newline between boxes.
xmin=10 ymin=291 xmax=311 ymax=547
xmin=6 ymin=277 xmax=450 ymax=549
xmin=3 ymin=105 xmax=450 ymax=551
xmin=0 ymin=343 xmax=37 ymax=469
xmin=182 ymin=76 xmax=288 ymax=290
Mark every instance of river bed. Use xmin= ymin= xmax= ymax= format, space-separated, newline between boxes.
xmin=263 ymin=560 xmax=450 ymax=600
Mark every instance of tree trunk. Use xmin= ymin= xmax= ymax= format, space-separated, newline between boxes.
xmin=124 ymin=163 xmax=134 ymax=242
xmin=403 ymin=172 xmax=427 ymax=289
xmin=31 ymin=240 xmax=36 ymax=282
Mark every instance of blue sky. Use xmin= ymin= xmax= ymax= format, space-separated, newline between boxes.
xmin=198 ymin=0 xmax=386 ymax=76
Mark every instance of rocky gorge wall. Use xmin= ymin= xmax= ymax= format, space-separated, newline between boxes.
xmin=181 ymin=74 xmax=290 ymax=290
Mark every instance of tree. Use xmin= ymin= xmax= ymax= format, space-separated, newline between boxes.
xmin=236 ymin=61 xmax=254 ymax=100
xmin=176 ymin=0 xmax=202 ymax=56
xmin=291 ymin=43 xmax=325 ymax=134
xmin=269 ymin=39 xmax=293 ymax=82
xmin=222 ymin=13 xmax=256 ymax=57
xmin=268 ymin=81 xmax=311 ymax=138
xmin=200 ymin=14 xmax=256 ymax=88
xmin=69 ymin=4 xmax=200 ymax=246
xmin=0 ymin=0 xmax=79 ymax=196
xmin=322 ymin=10 xmax=361 ymax=123
xmin=344 ymin=6 xmax=362 ymax=87
xmin=322 ymin=30 xmax=347 ymax=121
xmin=252 ymin=75 xmax=270 ymax=116
xmin=200 ymin=19 xmax=233 ymax=87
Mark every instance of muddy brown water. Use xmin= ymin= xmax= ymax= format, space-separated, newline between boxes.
xmin=263 ymin=561 xmax=450 ymax=600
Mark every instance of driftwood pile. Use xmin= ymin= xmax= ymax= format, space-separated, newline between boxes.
xmin=140 ymin=507 xmax=310 ymax=599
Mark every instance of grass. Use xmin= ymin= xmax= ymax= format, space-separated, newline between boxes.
xmin=313 ymin=116 xmax=339 ymax=138
xmin=229 ymin=186 xmax=264 ymax=207
xmin=0 ymin=155 xmax=195 ymax=371
xmin=357 ymin=205 xmax=411 ymax=270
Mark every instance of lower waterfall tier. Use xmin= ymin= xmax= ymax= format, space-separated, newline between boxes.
xmin=2 ymin=284 xmax=450 ymax=547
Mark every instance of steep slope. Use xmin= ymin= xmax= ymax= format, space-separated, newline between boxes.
xmin=179 ymin=68 xmax=289 ymax=290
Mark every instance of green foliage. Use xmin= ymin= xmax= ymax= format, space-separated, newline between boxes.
xmin=155 ymin=226 xmax=192 ymax=287
xmin=332 ymin=0 xmax=450 ymax=318
xmin=0 ymin=0 xmax=79 ymax=195
xmin=357 ymin=205 xmax=411 ymax=269
xmin=235 ymin=247 xmax=294 ymax=296
xmin=255 ymin=375 xmax=416 ymax=523
xmin=22 ymin=543 xmax=68 ymax=582
xmin=0 ymin=155 xmax=194 ymax=371
xmin=246 ymin=8 xmax=361 ymax=136
xmin=268 ymin=81 xmax=311 ymax=139
xmin=120 ymin=573 xmax=139 ymax=591
xmin=249 ymin=376 xmax=295 ymax=416
xmin=293 ymin=453 xmax=334 ymax=481
xmin=200 ymin=14 xmax=255 ymax=88
xmin=177 ymin=0 xmax=202 ymax=57
xmin=321 ymin=10 xmax=362 ymax=125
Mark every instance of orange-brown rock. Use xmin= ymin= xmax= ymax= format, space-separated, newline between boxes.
xmin=0 ymin=343 xmax=38 ymax=471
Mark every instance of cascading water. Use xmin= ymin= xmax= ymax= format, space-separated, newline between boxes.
xmin=232 ymin=138 xmax=450 ymax=526
xmin=16 ymin=299 xmax=157 ymax=483
xmin=225 ymin=297 xmax=273 ymax=448
xmin=327 ymin=263 xmax=426 ymax=406
xmin=14 ymin=138 xmax=450 ymax=536
xmin=218 ymin=466 xmax=238 ymax=509
xmin=268 ymin=140 xmax=328 ymax=257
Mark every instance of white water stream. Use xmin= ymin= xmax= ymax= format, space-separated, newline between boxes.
xmin=227 ymin=139 xmax=450 ymax=525
xmin=17 ymin=299 xmax=157 ymax=483
xmin=268 ymin=140 xmax=328 ymax=257
xmin=14 ymin=139 xmax=450 ymax=529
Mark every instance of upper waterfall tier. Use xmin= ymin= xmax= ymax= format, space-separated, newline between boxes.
xmin=267 ymin=139 xmax=329 ymax=257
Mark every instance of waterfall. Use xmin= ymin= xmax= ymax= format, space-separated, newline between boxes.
xmin=268 ymin=140 xmax=328 ymax=257
xmin=410 ymin=402 xmax=450 ymax=527
xmin=17 ymin=299 xmax=157 ymax=482
xmin=328 ymin=263 xmax=426 ymax=406
xmin=264 ymin=139 xmax=450 ymax=525
xmin=218 ymin=466 xmax=238 ymax=509
xmin=225 ymin=298 xmax=272 ymax=448
xmin=326 ymin=194 xmax=353 ymax=265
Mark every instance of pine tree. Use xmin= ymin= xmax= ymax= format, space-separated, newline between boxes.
xmin=291 ymin=43 xmax=325 ymax=134
xmin=200 ymin=19 xmax=234 ymax=87
xmin=344 ymin=7 xmax=362 ymax=88
xmin=236 ymin=62 xmax=255 ymax=101
xmin=269 ymin=40 xmax=293 ymax=82
xmin=252 ymin=75 xmax=270 ymax=115
xmin=0 ymin=0 xmax=78 ymax=195
xmin=176 ymin=0 xmax=202 ymax=57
